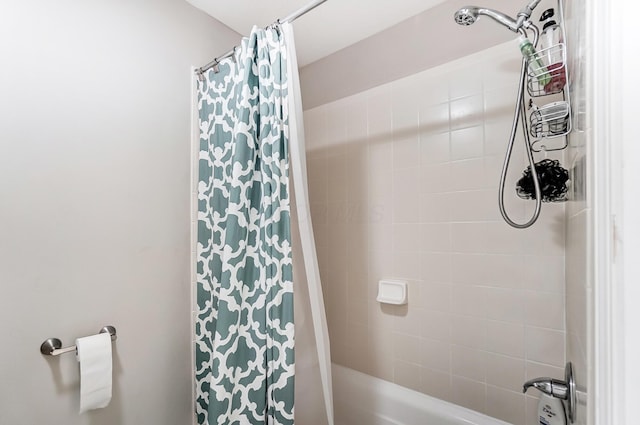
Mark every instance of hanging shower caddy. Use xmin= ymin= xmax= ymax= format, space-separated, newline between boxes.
xmin=514 ymin=1 xmax=573 ymax=207
xmin=454 ymin=0 xmax=574 ymax=228
xmin=525 ymin=1 xmax=571 ymax=153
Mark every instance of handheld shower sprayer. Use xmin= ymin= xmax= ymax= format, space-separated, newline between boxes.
xmin=453 ymin=1 xmax=547 ymax=229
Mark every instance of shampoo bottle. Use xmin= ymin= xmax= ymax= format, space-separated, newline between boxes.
xmin=539 ymin=13 xmax=566 ymax=93
xmin=518 ymin=35 xmax=551 ymax=87
xmin=537 ymin=394 xmax=567 ymax=425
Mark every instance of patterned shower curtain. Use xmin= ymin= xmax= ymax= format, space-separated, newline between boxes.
xmin=195 ymin=26 xmax=295 ymax=425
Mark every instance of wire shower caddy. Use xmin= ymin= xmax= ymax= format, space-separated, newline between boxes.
xmin=524 ymin=4 xmax=571 ymax=153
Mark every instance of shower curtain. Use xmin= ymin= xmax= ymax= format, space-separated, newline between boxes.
xmin=195 ymin=26 xmax=295 ymax=425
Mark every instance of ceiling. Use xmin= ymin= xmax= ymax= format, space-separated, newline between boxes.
xmin=184 ymin=0 xmax=450 ymax=66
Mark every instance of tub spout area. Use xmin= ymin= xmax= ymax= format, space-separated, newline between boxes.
xmin=522 ymin=377 xmax=569 ymax=399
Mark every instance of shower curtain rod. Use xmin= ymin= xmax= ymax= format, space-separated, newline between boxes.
xmin=195 ymin=0 xmax=329 ymax=75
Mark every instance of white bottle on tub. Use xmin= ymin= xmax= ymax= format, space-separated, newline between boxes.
xmin=537 ymin=394 xmax=567 ymax=425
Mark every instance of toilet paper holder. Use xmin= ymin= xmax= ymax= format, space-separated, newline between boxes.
xmin=40 ymin=326 xmax=117 ymax=356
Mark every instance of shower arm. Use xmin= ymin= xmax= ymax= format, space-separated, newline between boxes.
xmin=498 ymin=24 xmax=543 ymax=229
xmin=477 ymin=8 xmax=520 ymax=33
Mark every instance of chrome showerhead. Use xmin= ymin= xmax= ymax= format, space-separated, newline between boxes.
xmin=454 ymin=7 xmax=479 ymax=26
xmin=454 ymin=6 xmax=520 ymax=33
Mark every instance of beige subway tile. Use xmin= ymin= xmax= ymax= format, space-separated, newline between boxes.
xmin=484 ymin=118 xmax=514 ymax=156
xmin=451 ymin=376 xmax=486 ymax=414
xmin=450 ymin=126 xmax=484 ymax=160
xmin=368 ymin=301 xmax=397 ymax=331
xmin=485 ymin=287 xmax=525 ymax=323
xmin=420 ymin=162 xmax=452 ymax=194
xmin=420 ymin=223 xmax=452 ymax=253
xmin=392 ymin=167 xmax=421 ymax=223
xmin=420 ymin=104 xmax=450 ymax=136
xmin=394 ymin=360 xmax=422 ymax=392
xmin=393 ymin=333 xmax=422 ymax=364
xmin=393 ymin=135 xmax=421 ymax=169
xmin=525 ymin=361 xmax=565 ymax=382
xmin=451 ymin=345 xmax=487 ymax=382
xmin=392 ymin=223 xmax=423 ymax=252
xmin=451 ymin=284 xmax=487 ymax=318
xmin=486 ymin=386 xmax=526 ymax=425
xmin=485 ymin=353 xmax=526 ymax=392
xmin=525 ymin=326 xmax=566 ymax=367
xmin=417 ymin=281 xmax=451 ymax=312
xmin=420 ymin=252 xmax=452 ymax=283
xmin=449 ymin=66 xmax=484 ymax=100
xmin=418 ymin=73 xmax=450 ymax=105
xmin=368 ymin=343 xmax=394 ymax=382
xmin=420 ymin=310 xmax=452 ymax=342
xmin=420 ymin=367 xmax=453 ymax=402
xmin=367 ymin=87 xmax=393 ymax=140
xmin=451 ymin=223 xmax=486 ymax=253
xmin=393 ymin=303 xmax=424 ymax=337
xmin=522 ymin=255 xmax=565 ymax=293
xmin=486 ymin=320 xmax=525 ymax=358
xmin=420 ymin=131 xmax=450 ymax=164
xmin=446 ymin=190 xmax=497 ymax=222
xmin=451 ymin=315 xmax=487 ymax=350
xmin=525 ymin=290 xmax=566 ymax=330
xmin=392 ymin=251 xmax=421 ymax=281
xmin=483 ymin=221 xmax=528 ymax=255
xmin=420 ymin=337 xmax=451 ymax=372
xmin=449 ymin=158 xmax=486 ymax=191
xmin=420 ymin=193 xmax=452 ymax=223
xmin=368 ymin=224 xmax=393 ymax=252
xmin=347 ymin=299 xmax=369 ymax=327
xmin=450 ymin=95 xmax=484 ymax=131
xmin=346 ymin=98 xmax=368 ymax=141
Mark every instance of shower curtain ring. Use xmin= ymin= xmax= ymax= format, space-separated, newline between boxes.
xmin=271 ymin=20 xmax=282 ymax=34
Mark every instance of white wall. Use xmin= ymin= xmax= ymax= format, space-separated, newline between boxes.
xmin=618 ymin=0 xmax=640 ymax=421
xmin=0 ymin=1 xmax=239 ymax=424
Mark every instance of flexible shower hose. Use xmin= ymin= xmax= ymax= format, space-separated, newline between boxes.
xmin=498 ymin=27 xmax=542 ymax=229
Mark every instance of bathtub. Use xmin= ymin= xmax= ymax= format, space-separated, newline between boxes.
xmin=332 ymin=364 xmax=512 ymax=425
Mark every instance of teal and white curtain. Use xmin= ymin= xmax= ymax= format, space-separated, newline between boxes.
xmin=195 ymin=25 xmax=295 ymax=425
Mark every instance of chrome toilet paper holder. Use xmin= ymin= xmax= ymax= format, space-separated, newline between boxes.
xmin=40 ymin=326 xmax=117 ymax=356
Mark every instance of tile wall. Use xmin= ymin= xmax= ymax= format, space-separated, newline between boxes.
xmin=304 ymin=42 xmax=568 ymax=425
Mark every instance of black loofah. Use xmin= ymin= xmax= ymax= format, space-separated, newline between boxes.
xmin=516 ymin=159 xmax=569 ymax=202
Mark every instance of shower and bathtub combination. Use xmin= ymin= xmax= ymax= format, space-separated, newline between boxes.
xmin=0 ymin=0 xmax=601 ymax=424
xmin=193 ymin=0 xmax=577 ymax=424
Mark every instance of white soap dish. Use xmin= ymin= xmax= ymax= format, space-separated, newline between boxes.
xmin=376 ymin=280 xmax=408 ymax=305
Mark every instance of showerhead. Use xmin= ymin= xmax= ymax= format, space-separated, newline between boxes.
xmin=454 ymin=7 xmax=479 ymax=26
xmin=454 ymin=6 xmax=519 ymax=33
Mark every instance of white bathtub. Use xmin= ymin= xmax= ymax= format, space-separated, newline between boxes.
xmin=332 ymin=364 xmax=512 ymax=425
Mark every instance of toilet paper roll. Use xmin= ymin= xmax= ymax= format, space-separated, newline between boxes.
xmin=76 ymin=333 xmax=112 ymax=414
